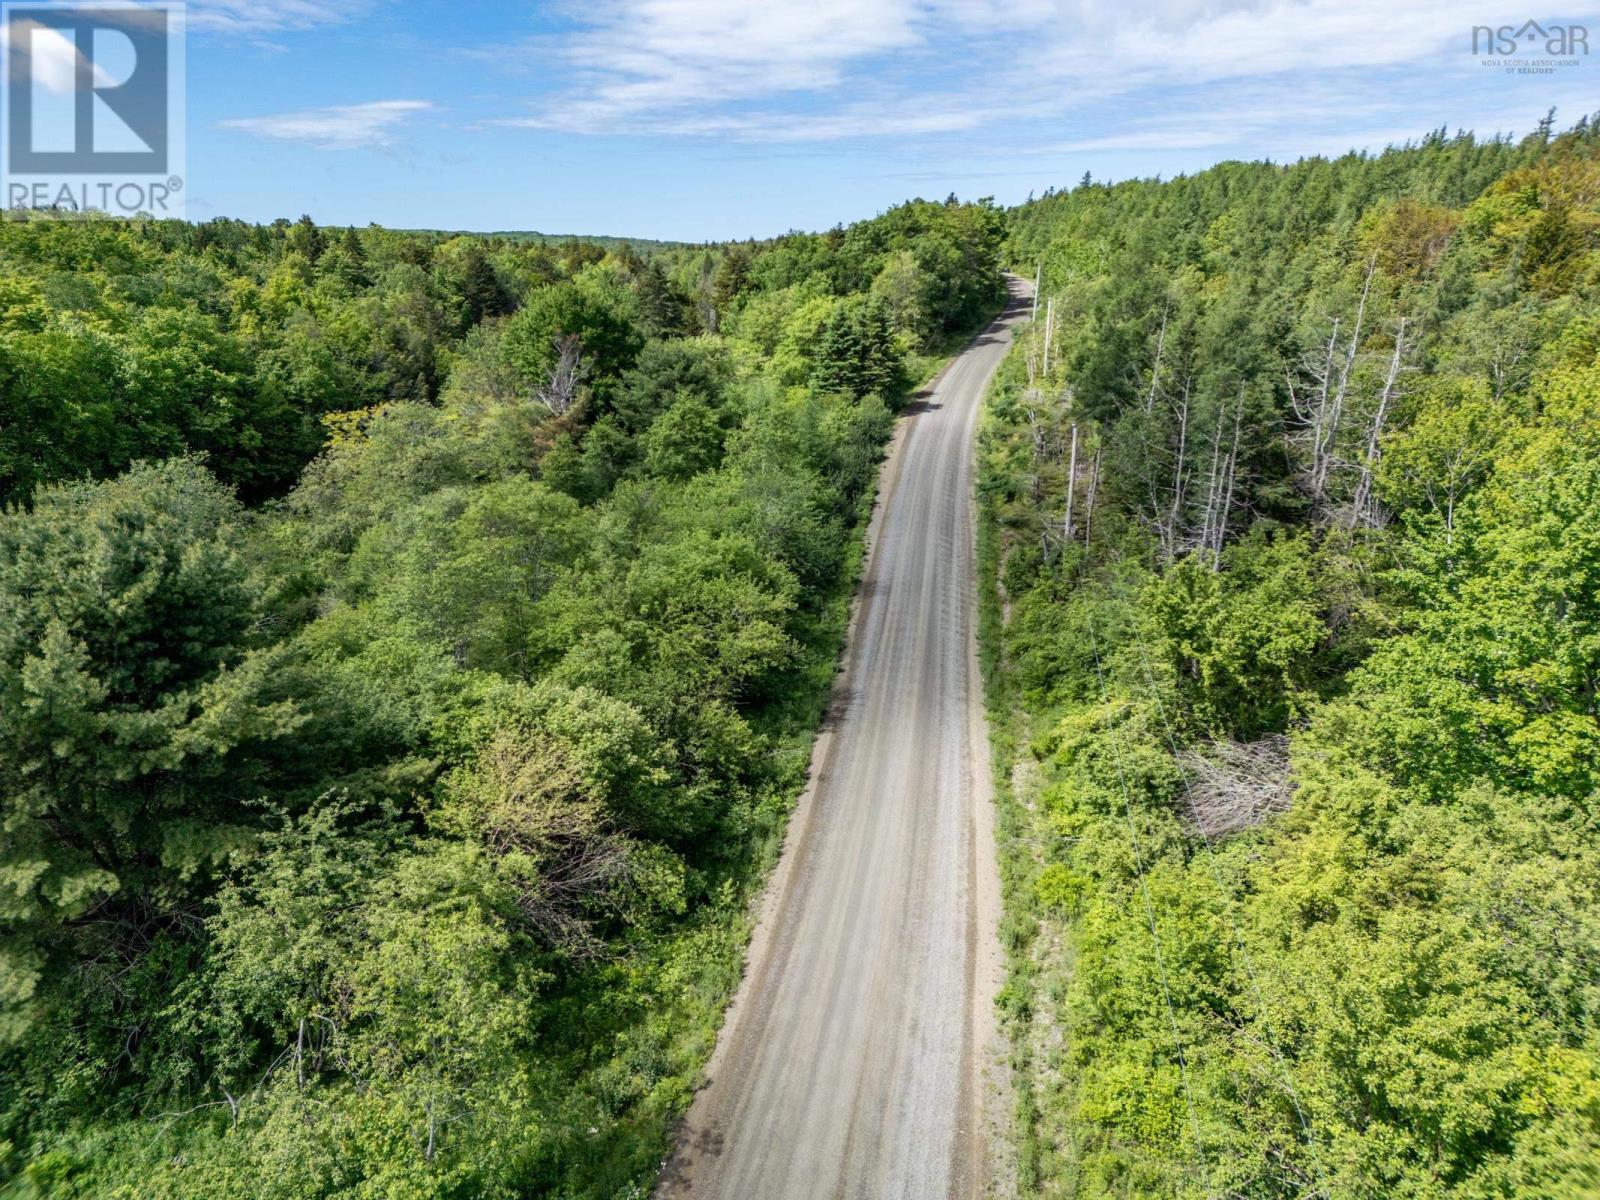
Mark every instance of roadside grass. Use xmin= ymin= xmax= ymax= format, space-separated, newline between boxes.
xmin=975 ymin=321 xmax=1083 ymax=1200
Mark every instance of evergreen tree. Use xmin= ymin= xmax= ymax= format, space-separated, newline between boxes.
xmin=711 ymin=245 xmax=753 ymax=325
xmin=635 ymin=260 xmax=696 ymax=337
xmin=809 ymin=297 xmax=906 ymax=400
xmin=0 ymin=461 xmax=304 ymax=1038
xmin=457 ymin=243 xmax=513 ymax=326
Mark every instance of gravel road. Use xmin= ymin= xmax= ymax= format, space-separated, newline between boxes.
xmin=658 ymin=276 xmax=1032 ymax=1200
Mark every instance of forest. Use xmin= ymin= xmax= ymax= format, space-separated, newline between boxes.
xmin=981 ymin=115 xmax=1600 ymax=1197
xmin=6 ymin=107 xmax=1600 ymax=1200
xmin=0 ymin=198 xmax=1006 ymax=1197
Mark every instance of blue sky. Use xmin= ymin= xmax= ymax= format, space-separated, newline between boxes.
xmin=166 ymin=0 xmax=1600 ymax=239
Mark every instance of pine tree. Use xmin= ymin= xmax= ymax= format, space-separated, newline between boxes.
xmin=0 ymin=461 xmax=305 ymax=1039
xmin=459 ymin=243 xmax=513 ymax=326
xmin=810 ymin=297 xmax=906 ymax=400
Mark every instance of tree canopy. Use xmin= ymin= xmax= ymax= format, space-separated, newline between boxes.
xmin=982 ymin=118 xmax=1600 ymax=1199
xmin=0 ymin=198 xmax=1004 ymax=1197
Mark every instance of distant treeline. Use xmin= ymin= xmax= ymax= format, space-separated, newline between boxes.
xmin=411 ymin=229 xmax=695 ymax=252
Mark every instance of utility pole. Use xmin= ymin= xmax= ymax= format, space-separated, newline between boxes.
xmin=1084 ymin=446 xmax=1101 ymax=551
xmin=1064 ymin=421 xmax=1079 ymax=542
xmin=1032 ymin=261 xmax=1041 ymax=321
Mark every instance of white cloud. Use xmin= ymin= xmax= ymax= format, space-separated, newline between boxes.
xmin=502 ymin=0 xmax=1600 ymax=144
xmin=219 ymin=99 xmax=433 ymax=149
xmin=496 ymin=93 xmax=992 ymax=141
xmin=1020 ymin=0 xmax=1599 ymax=93
xmin=184 ymin=0 xmax=371 ymax=34
xmin=1048 ymin=129 xmax=1241 ymax=153
xmin=523 ymin=0 xmax=933 ymax=133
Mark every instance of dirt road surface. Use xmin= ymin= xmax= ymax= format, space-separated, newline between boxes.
xmin=657 ymin=277 xmax=1032 ymax=1200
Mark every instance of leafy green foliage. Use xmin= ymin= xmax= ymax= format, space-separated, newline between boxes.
xmin=0 ymin=460 xmax=304 ymax=1040
xmin=984 ymin=121 xmax=1600 ymax=1198
xmin=0 ymin=199 xmax=1004 ymax=1196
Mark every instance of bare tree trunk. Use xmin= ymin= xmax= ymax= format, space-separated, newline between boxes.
xmin=1349 ymin=317 xmax=1407 ymax=530
xmin=1084 ymin=446 xmax=1101 ymax=551
xmin=1213 ymin=392 xmax=1245 ymax=569
xmin=1196 ymin=393 xmax=1226 ymax=558
xmin=1162 ymin=377 xmax=1191 ymax=562
xmin=1320 ymin=257 xmax=1375 ymax=500
xmin=1301 ymin=318 xmax=1340 ymax=502
xmin=1144 ymin=300 xmax=1170 ymax=415
xmin=1042 ymin=296 xmax=1055 ymax=375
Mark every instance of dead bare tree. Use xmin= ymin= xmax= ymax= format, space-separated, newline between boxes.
xmin=1143 ymin=299 xmax=1170 ymax=415
xmin=1082 ymin=445 xmax=1101 ymax=551
xmin=1180 ymin=735 xmax=1293 ymax=838
xmin=536 ymin=333 xmax=588 ymax=416
xmin=1189 ymin=387 xmax=1238 ymax=565
xmin=1346 ymin=317 xmax=1409 ymax=531
xmin=1042 ymin=296 xmax=1056 ymax=375
xmin=1286 ymin=317 xmax=1339 ymax=501
xmin=457 ymin=730 xmax=635 ymax=958
xmin=1158 ymin=376 xmax=1192 ymax=563
xmin=1287 ymin=257 xmax=1375 ymax=510
xmin=1195 ymin=394 xmax=1225 ymax=558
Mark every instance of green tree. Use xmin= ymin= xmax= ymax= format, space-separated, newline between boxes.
xmin=643 ymin=393 xmax=725 ymax=481
xmin=870 ymin=248 xmax=931 ymax=345
xmin=454 ymin=242 xmax=514 ymax=328
xmin=500 ymin=278 xmax=642 ymax=400
xmin=711 ymin=246 xmax=753 ymax=326
xmin=613 ymin=337 xmax=731 ymax=434
xmin=634 ymin=260 xmax=697 ymax=338
xmin=0 ymin=460 xmax=304 ymax=1039
xmin=809 ymin=296 xmax=906 ymax=400
xmin=353 ymin=477 xmax=589 ymax=676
